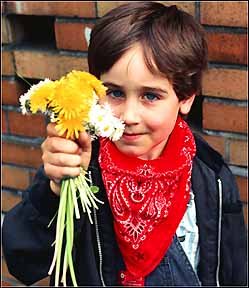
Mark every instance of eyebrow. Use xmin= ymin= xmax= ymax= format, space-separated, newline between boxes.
xmin=103 ymin=82 xmax=168 ymax=94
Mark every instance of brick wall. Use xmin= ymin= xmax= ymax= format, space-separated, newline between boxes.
xmin=1 ymin=1 xmax=248 ymax=286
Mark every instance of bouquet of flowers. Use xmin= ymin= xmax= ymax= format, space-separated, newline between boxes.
xmin=19 ymin=70 xmax=125 ymax=286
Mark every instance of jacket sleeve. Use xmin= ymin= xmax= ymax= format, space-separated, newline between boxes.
xmin=2 ymin=166 xmax=60 ymax=286
xmin=219 ymin=164 xmax=247 ymax=286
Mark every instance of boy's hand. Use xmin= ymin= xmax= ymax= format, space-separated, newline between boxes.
xmin=41 ymin=123 xmax=92 ymax=195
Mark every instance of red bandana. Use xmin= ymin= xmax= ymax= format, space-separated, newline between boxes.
xmin=99 ymin=116 xmax=196 ymax=286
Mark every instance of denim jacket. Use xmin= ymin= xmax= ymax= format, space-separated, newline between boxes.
xmin=145 ymin=235 xmax=201 ymax=286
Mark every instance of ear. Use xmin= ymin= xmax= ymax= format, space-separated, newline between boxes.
xmin=179 ymin=94 xmax=196 ymax=115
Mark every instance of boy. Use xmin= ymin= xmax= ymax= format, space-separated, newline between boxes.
xmin=3 ymin=2 xmax=247 ymax=286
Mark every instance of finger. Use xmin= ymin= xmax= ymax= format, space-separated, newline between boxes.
xmin=43 ymin=152 xmax=82 ymax=167
xmin=50 ymin=180 xmax=61 ymax=196
xmin=44 ymin=163 xmax=81 ymax=180
xmin=47 ymin=122 xmax=72 ymax=139
xmin=77 ymin=132 xmax=92 ymax=169
xmin=52 ymin=178 xmax=61 ymax=185
xmin=77 ymin=131 xmax=92 ymax=153
xmin=47 ymin=123 xmax=79 ymax=141
xmin=47 ymin=123 xmax=60 ymax=137
xmin=42 ymin=137 xmax=80 ymax=154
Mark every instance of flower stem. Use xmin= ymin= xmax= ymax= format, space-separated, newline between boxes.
xmin=79 ymin=173 xmax=104 ymax=205
xmin=47 ymin=210 xmax=58 ymax=228
xmin=48 ymin=172 xmax=104 ymax=286
xmin=70 ymin=178 xmax=80 ymax=219
xmin=61 ymin=181 xmax=77 ymax=286
xmin=48 ymin=180 xmax=67 ymax=278
xmin=16 ymin=72 xmax=32 ymax=87
xmin=54 ymin=180 xmax=68 ymax=286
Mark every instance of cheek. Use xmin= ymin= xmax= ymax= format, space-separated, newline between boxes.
xmin=106 ymin=101 xmax=123 ymax=118
xmin=146 ymin=109 xmax=178 ymax=132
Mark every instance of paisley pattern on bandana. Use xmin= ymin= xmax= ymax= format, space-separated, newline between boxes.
xmin=99 ymin=116 xmax=196 ymax=280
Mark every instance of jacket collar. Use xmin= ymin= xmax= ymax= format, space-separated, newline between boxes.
xmin=194 ymin=133 xmax=224 ymax=175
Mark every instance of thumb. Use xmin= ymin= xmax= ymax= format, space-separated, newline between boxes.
xmin=77 ymin=131 xmax=92 ymax=153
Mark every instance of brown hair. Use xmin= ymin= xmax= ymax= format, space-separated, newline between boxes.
xmin=88 ymin=2 xmax=208 ymax=100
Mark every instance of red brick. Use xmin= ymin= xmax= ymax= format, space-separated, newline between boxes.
xmin=29 ymin=169 xmax=37 ymax=184
xmin=34 ymin=277 xmax=50 ymax=286
xmin=2 ymin=190 xmax=22 ymax=212
xmin=2 ymin=257 xmax=23 ymax=285
xmin=2 ymin=165 xmax=30 ymax=190
xmin=97 ymin=2 xmax=132 ymax=17
xmin=161 ymin=2 xmax=195 ymax=16
xmin=8 ymin=111 xmax=47 ymax=138
xmin=207 ymin=32 xmax=247 ymax=65
xmin=201 ymin=133 xmax=225 ymax=158
xmin=200 ymin=2 xmax=247 ymax=27
xmin=243 ymin=204 xmax=247 ymax=226
xmin=2 ymin=78 xmax=26 ymax=106
xmin=2 ymin=142 xmax=43 ymax=168
xmin=236 ymin=176 xmax=248 ymax=203
xmin=2 ymin=51 xmax=15 ymax=76
xmin=203 ymin=101 xmax=247 ymax=134
xmin=97 ymin=2 xmax=195 ymax=17
xmin=55 ymin=22 xmax=94 ymax=51
xmin=14 ymin=50 xmax=89 ymax=80
xmin=5 ymin=2 xmax=96 ymax=17
xmin=2 ymin=110 xmax=8 ymax=134
xmin=202 ymin=69 xmax=247 ymax=100
xmin=229 ymin=139 xmax=247 ymax=166
xmin=1 ymin=281 xmax=12 ymax=287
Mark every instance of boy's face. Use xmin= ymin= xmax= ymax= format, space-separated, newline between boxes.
xmin=100 ymin=43 xmax=195 ymax=160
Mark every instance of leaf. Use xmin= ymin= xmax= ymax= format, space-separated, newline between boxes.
xmin=90 ymin=186 xmax=99 ymax=194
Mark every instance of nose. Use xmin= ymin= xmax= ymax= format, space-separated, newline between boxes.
xmin=121 ymin=98 xmax=140 ymax=125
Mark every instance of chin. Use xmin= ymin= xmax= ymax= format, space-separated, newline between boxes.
xmin=117 ymin=146 xmax=144 ymax=158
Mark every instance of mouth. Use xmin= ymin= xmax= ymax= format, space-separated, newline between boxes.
xmin=122 ymin=132 xmax=144 ymax=141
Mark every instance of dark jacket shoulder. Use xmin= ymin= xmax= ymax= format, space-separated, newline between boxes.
xmin=194 ymin=132 xmax=223 ymax=174
xmin=193 ymin=133 xmax=242 ymax=207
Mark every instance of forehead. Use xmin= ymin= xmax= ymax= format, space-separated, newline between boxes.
xmin=101 ymin=43 xmax=169 ymax=86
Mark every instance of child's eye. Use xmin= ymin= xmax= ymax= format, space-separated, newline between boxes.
xmin=143 ymin=92 xmax=160 ymax=102
xmin=107 ymin=89 xmax=124 ymax=98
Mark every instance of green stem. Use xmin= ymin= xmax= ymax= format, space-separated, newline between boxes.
xmin=61 ymin=182 xmax=72 ymax=286
xmin=47 ymin=210 xmax=58 ymax=228
xmin=84 ymin=184 xmax=100 ymax=209
xmin=70 ymin=178 xmax=80 ymax=219
xmin=16 ymin=72 xmax=32 ymax=87
xmin=78 ymin=184 xmax=92 ymax=208
xmin=61 ymin=184 xmax=71 ymax=286
xmin=76 ymin=178 xmax=93 ymax=224
xmin=48 ymin=180 xmax=67 ymax=276
xmin=61 ymin=180 xmax=78 ymax=286
xmin=66 ymin=183 xmax=78 ymax=286
xmin=61 ymin=244 xmax=68 ymax=286
xmin=48 ymin=172 xmax=103 ymax=286
xmin=79 ymin=173 xmax=104 ymax=204
xmin=55 ymin=180 xmax=69 ymax=287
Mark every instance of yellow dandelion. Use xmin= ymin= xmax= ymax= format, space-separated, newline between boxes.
xmin=91 ymin=79 xmax=107 ymax=99
xmin=69 ymin=70 xmax=107 ymax=99
xmin=55 ymin=112 xmax=88 ymax=139
xmin=29 ymin=79 xmax=56 ymax=113
xmin=49 ymin=74 xmax=97 ymax=120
